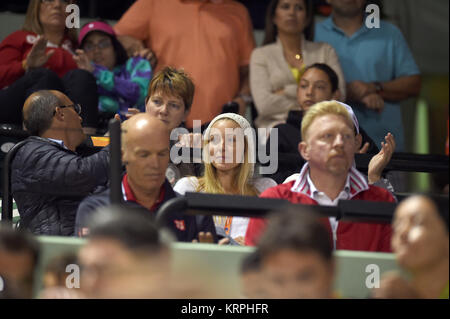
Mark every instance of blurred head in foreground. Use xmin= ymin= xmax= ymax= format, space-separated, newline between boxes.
xmin=0 ymin=225 xmax=40 ymax=298
xmin=77 ymin=206 xmax=170 ymax=298
xmin=256 ymin=207 xmax=335 ymax=298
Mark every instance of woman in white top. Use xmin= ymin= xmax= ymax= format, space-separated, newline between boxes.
xmin=250 ymin=0 xmax=346 ymax=130
xmin=174 ymin=113 xmax=277 ymax=245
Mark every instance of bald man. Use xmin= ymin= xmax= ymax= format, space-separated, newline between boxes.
xmin=76 ymin=113 xmax=216 ymax=242
xmin=11 ymin=90 xmax=110 ymax=236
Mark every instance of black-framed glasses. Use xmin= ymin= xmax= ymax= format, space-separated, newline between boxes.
xmin=83 ymin=39 xmax=112 ymax=53
xmin=54 ymin=104 xmax=82 ymax=116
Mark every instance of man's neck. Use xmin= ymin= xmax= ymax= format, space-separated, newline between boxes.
xmin=412 ymin=258 xmax=449 ymax=298
xmin=309 ymin=168 xmax=347 ymax=201
xmin=127 ymin=178 xmax=161 ymax=211
xmin=331 ymin=13 xmax=364 ymax=37
xmin=41 ymin=129 xmax=76 ymax=152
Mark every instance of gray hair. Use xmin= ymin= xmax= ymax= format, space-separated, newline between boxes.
xmin=24 ymin=90 xmax=60 ymax=136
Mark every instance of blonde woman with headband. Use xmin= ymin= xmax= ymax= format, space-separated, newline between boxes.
xmin=174 ymin=113 xmax=277 ymax=245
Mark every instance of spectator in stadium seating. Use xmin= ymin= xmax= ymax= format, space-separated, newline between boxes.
xmin=76 ymin=208 xmax=170 ymax=298
xmin=144 ymin=67 xmax=194 ymax=133
xmin=0 ymin=0 xmax=99 ymax=134
xmin=266 ymin=63 xmax=383 ymax=183
xmin=11 ymin=90 xmax=110 ymax=236
xmin=373 ymin=195 xmax=449 ymax=299
xmin=245 ymin=101 xmax=395 ymax=252
xmin=174 ymin=113 xmax=277 ymax=245
xmin=273 ymin=65 xmax=396 ymax=192
xmin=256 ymin=208 xmax=336 ymax=298
xmin=74 ymin=21 xmax=152 ymax=129
xmin=314 ymin=0 xmax=421 ymax=152
xmin=0 ymin=225 xmax=40 ymax=299
xmin=121 ymin=66 xmax=200 ymax=185
xmin=113 ymin=0 xmax=255 ymax=129
xmin=250 ymin=0 xmax=345 ymax=131
xmin=75 ymin=113 xmax=216 ymax=242
xmin=77 ymin=208 xmax=221 ymax=298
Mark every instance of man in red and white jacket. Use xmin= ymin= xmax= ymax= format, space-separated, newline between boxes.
xmin=245 ymin=101 xmax=395 ymax=252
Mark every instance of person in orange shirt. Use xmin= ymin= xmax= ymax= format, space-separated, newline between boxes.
xmin=113 ymin=0 xmax=255 ymax=130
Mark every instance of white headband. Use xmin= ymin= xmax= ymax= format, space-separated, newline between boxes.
xmin=335 ymin=101 xmax=360 ymax=134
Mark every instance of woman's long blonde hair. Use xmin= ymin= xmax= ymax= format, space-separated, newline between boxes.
xmin=22 ymin=0 xmax=78 ymax=45
xmin=196 ymin=119 xmax=259 ymax=197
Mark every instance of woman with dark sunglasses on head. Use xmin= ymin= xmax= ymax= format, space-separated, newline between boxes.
xmin=0 ymin=0 xmax=99 ymax=135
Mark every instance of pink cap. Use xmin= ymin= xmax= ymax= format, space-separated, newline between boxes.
xmin=78 ymin=21 xmax=116 ymax=46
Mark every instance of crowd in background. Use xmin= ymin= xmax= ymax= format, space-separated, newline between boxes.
xmin=0 ymin=0 xmax=448 ymax=299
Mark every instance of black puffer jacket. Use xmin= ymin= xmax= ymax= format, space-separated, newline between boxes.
xmin=11 ymin=137 xmax=110 ymax=236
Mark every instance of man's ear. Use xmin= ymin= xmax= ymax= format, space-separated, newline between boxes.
xmin=298 ymin=141 xmax=310 ymax=161
xmin=53 ymin=106 xmax=65 ymax=122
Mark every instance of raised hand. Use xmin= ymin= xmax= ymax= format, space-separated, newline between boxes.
xmin=124 ymin=108 xmax=141 ymax=119
xmin=176 ymin=133 xmax=203 ymax=148
xmin=73 ymin=49 xmax=94 ymax=73
xmin=134 ymin=48 xmax=157 ymax=69
xmin=368 ymin=133 xmax=396 ymax=184
xmin=25 ymin=36 xmax=54 ymax=70
xmin=117 ymin=35 xmax=144 ymax=57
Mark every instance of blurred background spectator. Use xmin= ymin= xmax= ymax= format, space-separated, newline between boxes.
xmin=0 ymin=225 xmax=40 ymax=299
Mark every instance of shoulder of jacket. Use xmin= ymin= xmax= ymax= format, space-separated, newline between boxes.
xmin=361 ymin=184 xmax=395 ymax=201
xmin=80 ymin=188 xmax=111 ymax=208
xmin=252 ymin=43 xmax=278 ymax=57
xmin=305 ymin=39 xmax=334 ymax=52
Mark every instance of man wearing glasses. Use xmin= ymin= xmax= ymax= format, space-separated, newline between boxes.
xmin=10 ymin=90 xmax=110 ymax=236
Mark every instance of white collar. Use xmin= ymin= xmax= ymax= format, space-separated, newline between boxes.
xmin=306 ymin=170 xmax=351 ymax=198
xmin=47 ymin=138 xmax=67 ymax=150
xmin=291 ymin=162 xmax=369 ymax=200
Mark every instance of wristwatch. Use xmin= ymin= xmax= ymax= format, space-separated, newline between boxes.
xmin=374 ymin=81 xmax=383 ymax=93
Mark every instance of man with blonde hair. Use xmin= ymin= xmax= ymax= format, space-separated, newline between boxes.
xmin=245 ymin=101 xmax=395 ymax=252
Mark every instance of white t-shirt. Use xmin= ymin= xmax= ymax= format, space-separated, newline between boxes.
xmin=174 ymin=176 xmax=277 ymax=239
